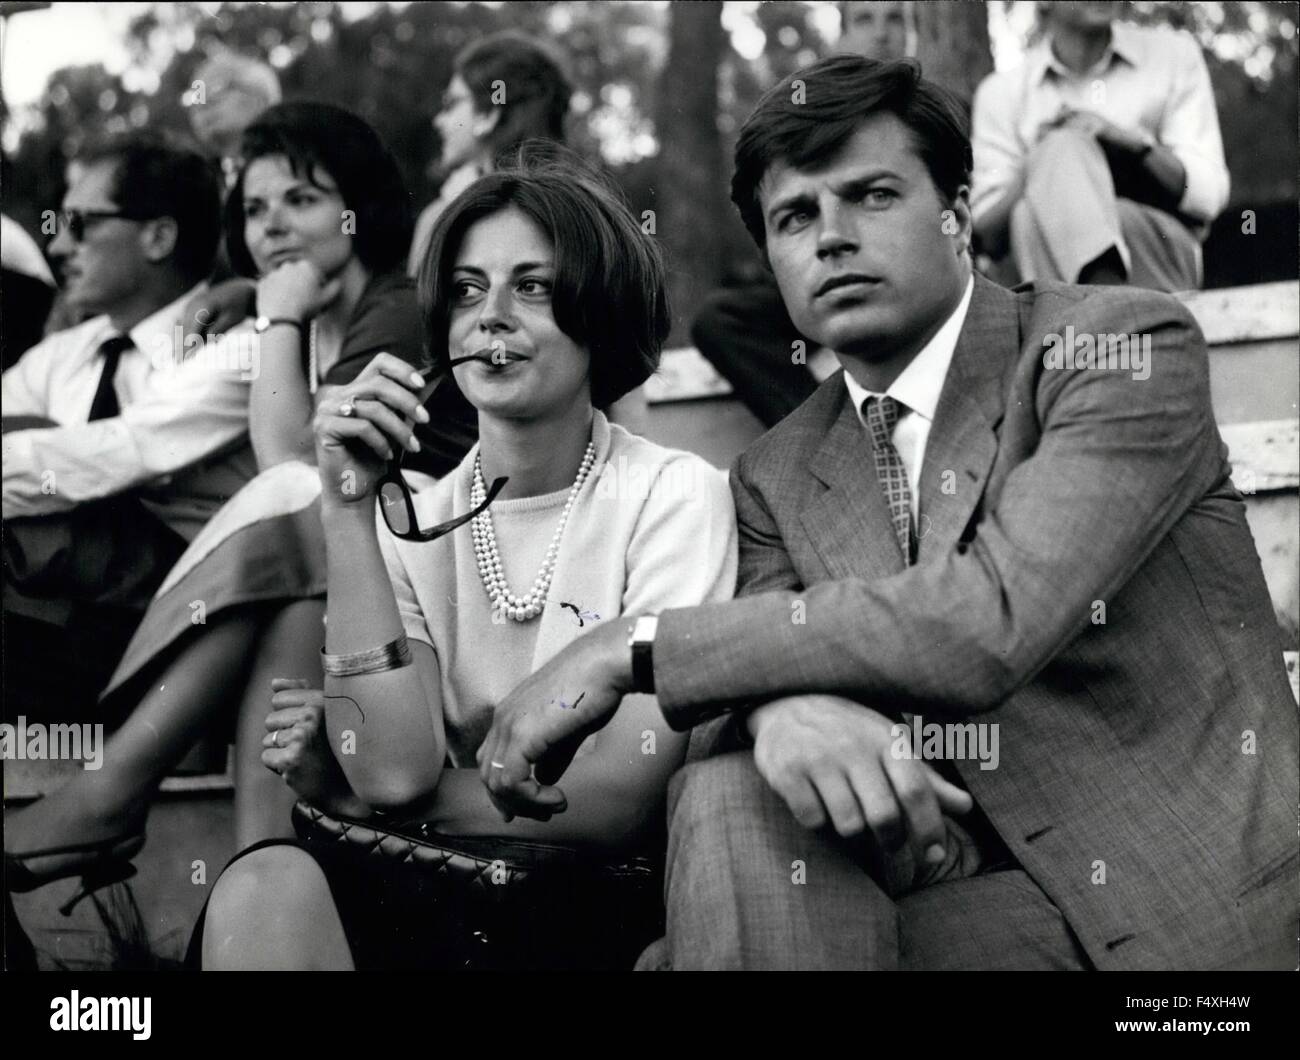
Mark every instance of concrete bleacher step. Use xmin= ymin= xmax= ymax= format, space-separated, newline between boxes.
xmin=7 ymin=758 xmax=234 ymax=970
xmin=646 ymin=281 xmax=1299 ymax=428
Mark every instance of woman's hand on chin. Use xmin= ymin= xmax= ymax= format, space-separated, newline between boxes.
xmin=257 ymin=258 xmax=343 ymax=324
xmin=314 ymin=352 xmax=432 ymax=511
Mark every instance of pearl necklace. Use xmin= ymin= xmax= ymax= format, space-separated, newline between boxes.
xmin=470 ymin=441 xmax=596 ymax=622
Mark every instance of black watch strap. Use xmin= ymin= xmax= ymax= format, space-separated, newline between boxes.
xmin=632 ymin=643 xmax=655 ymax=693
xmin=629 ymin=616 xmax=657 ymax=694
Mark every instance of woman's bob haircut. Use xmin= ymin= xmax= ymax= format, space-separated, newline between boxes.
xmin=417 ymin=142 xmax=667 ymax=409
xmin=225 ymin=101 xmax=413 ymax=277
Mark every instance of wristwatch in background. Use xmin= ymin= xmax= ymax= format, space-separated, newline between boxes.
xmin=628 ymin=615 xmax=658 ymax=694
xmin=254 ymin=315 xmax=304 ymax=336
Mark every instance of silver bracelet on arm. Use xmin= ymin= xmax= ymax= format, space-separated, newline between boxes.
xmin=321 ymin=633 xmax=412 ymax=677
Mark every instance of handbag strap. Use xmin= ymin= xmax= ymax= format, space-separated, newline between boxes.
xmin=291 ymin=801 xmax=661 ymax=881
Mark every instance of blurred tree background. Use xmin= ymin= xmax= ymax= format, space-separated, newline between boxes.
xmin=3 ymin=1 xmax=1296 ymax=341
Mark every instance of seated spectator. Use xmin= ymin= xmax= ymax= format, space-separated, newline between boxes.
xmin=195 ymin=151 xmax=738 ymax=970
xmin=2 ymin=135 xmax=242 ymax=722
xmin=179 ymin=48 xmax=282 ymax=338
xmin=37 ymin=158 xmax=93 ymax=338
xmin=4 ymin=104 xmax=478 ymax=908
xmin=836 ymin=0 xmax=913 ymax=59
xmin=475 ymin=54 xmax=1294 ymax=973
xmin=971 ymin=1 xmax=1229 ymax=290
xmin=406 ymin=31 xmax=646 ymax=432
xmin=407 ymin=31 xmax=571 ymax=276
xmin=187 ymin=47 xmax=282 ymax=186
xmin=691 ymin=1 xmax=915 ymax=429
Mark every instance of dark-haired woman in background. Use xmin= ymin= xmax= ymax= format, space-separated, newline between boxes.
xmin=411 ymin=32 xmax=648 ymax=432
xmin=408 ymin=31 xmax=571 ymax=275
xmin=5 ymin=103 xmax=478 ymax=900
xmin=196 ymin=152 xmax=737 ymax=969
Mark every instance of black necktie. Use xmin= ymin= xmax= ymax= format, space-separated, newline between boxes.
xmin=88 ymin=334 xmax=134 ymax=421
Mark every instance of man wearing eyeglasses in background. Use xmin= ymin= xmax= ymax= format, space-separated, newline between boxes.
xmin=1 ymin=135 xmax=256 ymax=722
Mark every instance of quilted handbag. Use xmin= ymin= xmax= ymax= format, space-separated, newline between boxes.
xmin=290 ymin=800 xmax=665 ymax=967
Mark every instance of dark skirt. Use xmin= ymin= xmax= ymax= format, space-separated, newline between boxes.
xmin=186 ymin=833 xmax=665 ymax=971
xmin=100 ymin=462 xmax=329 ymax=708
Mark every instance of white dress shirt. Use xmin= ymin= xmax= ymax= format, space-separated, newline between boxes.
xmin=2 ymin=285 xmax=258 ymax=540
xmin=971 ymin=22 xmax=1230 ymax=229
xmin=842 ymin=276 xmax=974 ymax=524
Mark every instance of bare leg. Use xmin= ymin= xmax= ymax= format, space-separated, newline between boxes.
xmin=202 ymin=846 xmax=354 ymax=970
xmin=232 ymin=600 xmax=326 ymax=848
xmin=4 ymin=610 xmax=262 ymax=875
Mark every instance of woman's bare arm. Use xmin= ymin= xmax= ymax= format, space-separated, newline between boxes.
xmin=320 ymin=505 xmax=447 ymax=809
xmin=249 ymin=324 xmax=316 ymax=469
xmin=422 ymin=693 xmax=686 ymax=848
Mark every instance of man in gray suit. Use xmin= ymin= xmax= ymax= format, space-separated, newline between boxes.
xmin=479 ymin=55 xmax=1297 ymax=970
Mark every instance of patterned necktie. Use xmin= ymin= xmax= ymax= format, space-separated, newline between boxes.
xmin=863 ymin=394 xmax=914 ymax=564
xmin=88 ymin=334 xmax=134 ymax=421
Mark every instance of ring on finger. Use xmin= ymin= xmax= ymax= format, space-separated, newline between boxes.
xmin=339 ymin=400 xmax=356 ymax=418
xmin=272 ymin=730 xmax=280 ymax=748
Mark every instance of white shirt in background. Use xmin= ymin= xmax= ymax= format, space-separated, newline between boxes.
xmin=2 ymin=285 xmax=258 ymax=540
xmin=971 ymin=21 xmax=1230 ymax=229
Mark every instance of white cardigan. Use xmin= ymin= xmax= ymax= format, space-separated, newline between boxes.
xmin=378 ymin=411 xmax=738 ymax=765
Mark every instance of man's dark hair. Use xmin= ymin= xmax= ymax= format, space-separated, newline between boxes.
xmin=455 ymin=32 xmax=572 ymax=163
xmin=417 ymin=142 xmax=667 ymax=408
xmin=81 ymin=135 xmax=222 ymax=283
xmin=225 ymin=101 xmax=413 ymax=277
xmin=731 ymin=55 xmax=971 ymax=250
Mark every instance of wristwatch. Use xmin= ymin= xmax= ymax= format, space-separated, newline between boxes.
xmin=254 ymin=315 xmax=304 ymax=335
xmin=628 ymin=615 xmax=659 ymax=694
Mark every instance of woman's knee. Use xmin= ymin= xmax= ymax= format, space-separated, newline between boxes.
xmin=203 ymin=846 xmax=330 ymax=962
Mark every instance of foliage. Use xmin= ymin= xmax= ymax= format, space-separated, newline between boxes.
xmin=3 ymin=1 xmax=1295 ymax=301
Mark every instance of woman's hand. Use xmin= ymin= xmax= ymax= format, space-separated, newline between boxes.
xmin=262 ymin=679 xmax=342 ymax=807
xmin=313 ymin=352 xmax=432 ymax=511
xmin=256 ymin=259 xmax=343 ymax=324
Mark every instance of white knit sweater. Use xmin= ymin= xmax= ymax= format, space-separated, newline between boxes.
xmin=378 ymin=412 xmax=738 ymax=766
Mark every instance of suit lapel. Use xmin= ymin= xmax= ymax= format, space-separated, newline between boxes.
xmin=915 ymin=275 xmax=1018 ymax=563
xmin=801 ymin=383 xmax=907 ymax=580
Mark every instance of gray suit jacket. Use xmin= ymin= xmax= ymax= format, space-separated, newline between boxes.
xmin=656 ymin=275 xmax=1297 ymax=970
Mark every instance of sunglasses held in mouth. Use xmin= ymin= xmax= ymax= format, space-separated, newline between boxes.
xmin=375 ymin=372 xmax=507 ymax=542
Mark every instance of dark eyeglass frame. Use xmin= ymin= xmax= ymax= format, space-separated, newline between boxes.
xmin=60 ymin=208 xmax=159 ymax=243
xmin=374 ymin=372 xmax=507 ymax=542
xmin=377 ymin=457 xmax=506 ymax=542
